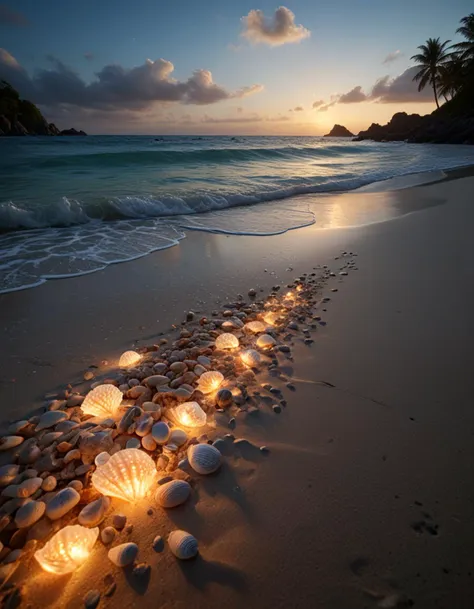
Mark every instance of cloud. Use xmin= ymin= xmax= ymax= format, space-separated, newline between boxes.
xmin=84 ymin=52 xmax=94 ymax=61
xmin=338 ymin=85 xmax=367 ymax=103
xmin=0 ymin=49 xmax=263 ymax=111
xmin=383 ymin=50 xmax=403 ymax=64
xmin=317 ymin=100 xmax=337 ymax=112
xmin=241 ymin=6 xmax=310 ymax=46
xmin=293 ymin=106 xmax=303 ymax=111
xmin=312 ymin=99 xmax=324 ymax=109
xmin=202 ymin=113 xmax=290 ymax=124
xmin=370 ymin=66 xmax=433 ymax=102
xmin=0 ymin=4 xmax=29 ymax=27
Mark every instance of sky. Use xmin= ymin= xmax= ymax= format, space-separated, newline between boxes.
xmin=0 ymin=0 xmax=471 ymax=135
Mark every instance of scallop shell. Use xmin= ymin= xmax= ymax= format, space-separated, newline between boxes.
xmin=215 ymin=333 xmax=239 ymax=350
xmin=155 ymin=480 xmax=191 ymax=508
xmin=169 ymin=428 xmax=187 ymax=447
xmin=151 ymin=421 xmax=170 ymax=444
xmin=172 ymin=402 xmax=206 ymax=428
xmin=91 ymin=448 xmax=158 ymax=502
xmin=46 ymin=487 xmax=81 ymax=520
xmin=0 ymin=436 xmax=24 ymax=451
xmin=118 ymin=350 xmax=141 ymax=368
xmin=34 ymin=525 xmax=99 ymax=574
xmin=35 ymin=411 xmax=68 ymax=432
xmin=240 ymin=348 xmax=261 ymax=367
xmin=187 ymin=443 xmax=222 ymax=475
xmin=15 ymin=500 xmax=46 ymax=528
xmin=197 ymin=371 xmax=224 ymax=394
xmin=244 ymin=321 xmax=266 ymax=334
xmin=81 ymin=385 xmax=123 ymax=418
xmin=78 ymin=497 xmax=111 ymax=528
xmin=168 ymin=530 xmax=198 ymax=560
xmin=256 ymin=334 xmax=276 ymax=350
xmin=108 ymin=542 xmax=138 ymax=567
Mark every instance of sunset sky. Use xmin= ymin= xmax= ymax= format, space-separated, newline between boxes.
xmin=0 ymin=0 xmax=471 ymax=135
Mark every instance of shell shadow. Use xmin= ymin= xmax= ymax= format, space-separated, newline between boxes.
xmin=123 ymin=563 xmax=151 ymax=595
xmin=177 ymin=555 xmax=248 ymax=593
xmin=232 ymin=439 xmax=265 ymax=464
xmin=164 ymin=498 xmax=208 ymax=540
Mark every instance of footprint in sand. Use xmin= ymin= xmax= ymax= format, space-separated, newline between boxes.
xmin=411 ymin=510 xmax=439 ymax=536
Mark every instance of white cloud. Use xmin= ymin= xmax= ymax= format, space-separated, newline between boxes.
xmin=241 ymin=6 xmax=310 ymax=46
xmin=383 ymin=50 xmax=403 ymax=64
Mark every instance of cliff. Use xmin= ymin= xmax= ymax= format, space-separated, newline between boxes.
xmin=324 ymin=124 xmax=354 ymax=137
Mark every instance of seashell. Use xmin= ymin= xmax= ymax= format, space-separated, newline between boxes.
xmin=172 ymin=402 xmax=206 ymax=428
xmin=101 ymin=527 xmax=116 ymax=545
xmin=155 ymin=480 xmax=191 ymax=508
xmin=0 ymin=436 xmax=24 ymax=451
xmin=240 ymin=348 xmax=261 ymax=367
xmin=34 ymin=525 xmax=99 ymax=574
xmin=0 ymin=464 xmax=20 ymax=487
xmin=118 ymin=350 xmax=141 ymax=368
xmin=215 ymin=333 xmax=239 ymax=350
xmin=15 ymin=500 xmax=46 ymax=528
xmin=78 ymin=497 xmax=111 ymax=527
xmin=197 ymin=371 xmax=224 ymax=394
xmin=108 ymin=542 xmax=138 ymax=567
xmin=126 ymin=437 xmax=140 ymax=449
xmin=169 ymin=428 xmax=187 ymax=447
xmin=141 ymin=434 xmax=157 ymax=451
xmin=168 ymin=530 xmax=198 ymax=560
xmin=136 ymin=414 xmax=154 ymax=437
xmin=244 ymin=321 xmax=266 ymax=334
xmin=81 ymin=385 xmax=123 ymax=418
xmin=256 ymin=334 xmax=276 ymax=350
xmin=94 ymin=451 xmax=111 ymax=467
xmin=91 ymin=448 xmax=157 ymax=502
xmin=41 ymin=476 xmax=57 ymax=492
xmin=263 ymin=311 xmax=280 ymax=326
xmin=17 ymin=477 xmax=43 ymax=497
xmin=151 ymin=422 xmax=170 ymax=444
xmin=45 ymin=487 xmax=81 ymax=520
xmin=35 ymin=411 xmax=68 ymax=432
xmin=187 ymin=443 xmax=222 ymax=475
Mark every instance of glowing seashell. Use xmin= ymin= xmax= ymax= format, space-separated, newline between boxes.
xmin=155 ymin=480 xmax=191 ymax=508
xmin=240 ymin=349 xmax=261 ymax=367
xmin=187 ymin=443 xmax=221 ymax=475
xmin=173 ymin=402 xmax=207 ymax=428
xmin=108 ymin=542 xmax=138 ymax=567
xmin=118 ymin=350 xmax=141 ymax=368
xmin=81 ymin=385 xmax=123 ymax=418
xmin=256 ymin=334 xmax=276 ymax=350
xmin=168 ymin=530 xmax=198 ymax=560
xmin=221 ymin=320 xmax=235 ymax=331
xmin=244 ymin=321 xmax=266 ymax=334
xmin=215 ymin=333 xmax=239 ymax=350
xmin=91 ymin=448 xmax=158 ymax=503
xmin=197 ymin=371 xmax=224 ymax=394
xmin=34 ymin=525 xmax=99 ymax=574
xmin=263 ymin=311 xmax=280 ymax=326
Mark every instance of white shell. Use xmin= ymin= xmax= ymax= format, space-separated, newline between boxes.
xmin=46 ymin=487 xmax=81 ymax=520
xmin=81 ymin=385 xmax=123 ymax=418
xmin=244 ymin=321 xmax=266 ymax=334
xmin=151 ymin=421 xmax=170 ymax=444
xmin=0 ymin=436 xmax=24 ymax=451
xmin=141 ymin=434 xmax=157 ymax=451
xmin=169 ymin=428 xmax=187 ymax=447
xmin=172 ymin=402 xmax=207 ymax=428
xmin=155 ymin=480 xmax=191 ymax=508
xmin=94 ymin=451 xmax=111 ymax=467
xmin=118 ymin=350 xmax=142 ymax=368
xmin=187 ymin=443 xmax=222 ymax=475
xmin=240 ymin=349 xmax=261 ymax=367
xmin=78 ymin=497 xmax=111 ymax=527
xmin=15 ymin=500 xmax=46 ymax=528
xmin=263 ymin=311 xmax=280 ymax=326
xmin=34 ymin=525 xmax=99 ymax=574
xmin=36 ymin=411 xmax=68 ymax=432
xmin=256 ymin=334 xmax=276 ymax=350
xmin=91 ymin=448 xmax=158 ymax=502
xmin=197 ymin=371 xmax=224 ymax=394
xmin=215 ymin=333 xmax=239 ymax=350
xmin=168 ymin=530 xmax=198 ymax=560
xmin=108 ymin=542 xmax=138 ymax=567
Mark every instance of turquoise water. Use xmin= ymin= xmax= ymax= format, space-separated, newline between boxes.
xmin=1 ymin=135 xmax=473 ymax=293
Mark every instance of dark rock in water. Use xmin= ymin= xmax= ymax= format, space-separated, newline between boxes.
xmin=324 ymin=124 xmax=354 ymax=137
xmin=60 ymin=128 xmax=87 ymax=136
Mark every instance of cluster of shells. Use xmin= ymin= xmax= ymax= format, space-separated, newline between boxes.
xmin=0 ymin=256 xmax=356 ymax=604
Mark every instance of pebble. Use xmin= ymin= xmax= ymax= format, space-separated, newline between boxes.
xmin=133 ymin=563 xmax=151 ymax=578
xmin=101 ymin=527 xmax=116 ymax=545
xmin=260 ymin=446 xmax=270 ymax=453
xmin=216 ymin=389 xmax=233 ymax=408
xmin=94 ymin=452 xmax=111 ymax=467
xmin=286 ymin=383 xmax=296 ymax=391
xmin=15 ymin=500 xmax=46 ymax=528
xmin=272 ymin=404 xmax=282 ymax=414
xmin=68 ymin=480 xmax=83 ymax=492
xmin=83 ymin=590 xmax=100 ymax=609
xmin=112 ymin=514 xmax=127 ymax=530
xmin=35 ymin=411 xmax=68 ymax=432
xmin=152 ymin=535 xmax=164 ymax=553
xmin=108 ymin=542 xmax=138 ymax=567
xmin=78 ymin=497 xmax=110 ymax=527
xmin=83 ymin=371 xmax=95 ymax=381
xmin=141 ymin=434 xmax=157 ymax=451
xmin=151 ymin=422 xmax=170 ymax=445
xmin=169 ymin=428 xmax=187 ymax=447
xmin=45 ymin=487 xmax=80 ymax=520
xmin=126 ymin=437 xmax=141 ymax=449
xmin=41 ymin=476 xmax=57 ymax=492
xmin=0 ymin=436 xmax=24 ymax=451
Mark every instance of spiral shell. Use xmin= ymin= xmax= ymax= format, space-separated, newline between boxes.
xmin=256 ymin=334 xmax=276 ymax=350
xmin=244 ymin=321 xmax=266 ymax=334
xmin=91 ymin=448 xmax=158 ymax=502
xmin=215 ymin=333 xmax=239 ymax=350
xmin=155 ymin=480 xmax=191 ymax=508
xmin=187 ymin=443 xmax=222 ymax=475
xmin=240 ymin=348 xmax=261 ymax=367
xmin=81 ymin=384 xmax=123 ymax=418
xmin=34 ymin=525 xmax=99 ymax=574
xmin=118 ymin=350 xmax=141 ymax=368
xmin=168 ymin=530 xmax=198 ymax=560
xmin=108 ymin=542 xmax=138 ymax=567
xmin=197 ymin=371 xmax=224 ymax=394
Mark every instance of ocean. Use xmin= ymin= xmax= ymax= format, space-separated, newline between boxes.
xmin=1 ymin=135 xmax=474 ymax=294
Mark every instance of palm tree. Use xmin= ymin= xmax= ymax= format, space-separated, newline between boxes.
xmin=411 ymin=38 xmax=451 ymax=108
xmin=437 ymin=56 xmax=465 ymax=100
xmin=452 ymin=13 xmax=474 ymax=63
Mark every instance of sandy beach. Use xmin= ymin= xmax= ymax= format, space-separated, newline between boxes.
xmin=1 ymin=175 xmax=473 ymax=608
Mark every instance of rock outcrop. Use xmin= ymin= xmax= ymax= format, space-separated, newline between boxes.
xmin=59 ymin=128 xmax=87 ymax=136
xmin=324 ymin=124 xmax=354 ymax=137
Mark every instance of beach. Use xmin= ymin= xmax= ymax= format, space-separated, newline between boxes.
xmin=0 ymin=174 xmax=473 ymax=608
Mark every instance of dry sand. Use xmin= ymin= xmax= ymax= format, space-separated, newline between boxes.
xmin=1 ymin=176 xmax=473 ymax=608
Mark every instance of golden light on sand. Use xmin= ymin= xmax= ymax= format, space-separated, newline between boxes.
xmin=34 ymin=525 xmax=99 ymax=574
xmin=91 ymin=448 xmax=158 ymax=502
xmin=197 ymin=371 xmax=224 ymax=394
xmin=285 ymin=291 xmax=296 ymax=301
xmin=244 ymin=320 xmax=266 ymax=334
xmin=173 ymin=401 xmax=207 ymax=428
xmin=81 ymin=384 xmax=123 ymax=418
xmin=263 ymin=311 xmax=280 ymax=326
xmin=118 ymin=350 xmax=142 ymax=368
xmin=215 ymin=333 xmax=239 ymax=350
xmin=240 ymin=348 xmax=261 ymax=367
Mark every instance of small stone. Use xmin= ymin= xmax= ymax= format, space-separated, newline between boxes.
xmin=108 ymin=542 xmax=138 ymax=567
xmin=101 ymin=527 xmax=116 ymax=545
xmin=216 ymin=389 xmax=233 ymax=409
xmin=228 ymin=418 xmax=236 ymax=429
xmin=83 ymin=371 xmax=94 ymax=381
xmin=286 ymin=383 xmax=296 ymax=391
xmin=248 ymin=288 xmax=257 ymax=297
xmin=126 ymin=437 xmax=141 ymax=449
xmin=45 ymin=487 xmax=80 ymax=520
xmin=260 ymin=446 xmax=270 ymax=453
xmin=104 ymin=583 xmax=116 ymax=598
xmin=112 ymin=514 xmax=127 ymax=530
xmin=272 ymin=405 xmax=281 ymax=414
xmin=141 ymin=434 xmax=157 ymax=451
xmin=78 ymin=497 xmax=110 ymax=528
xmin=83 ymin=589 xmax=100 ymax=609
xmin=152 ymin=535 xmax=164 ymax=553
xmin=35 ymin=411 xmax=68 ymax=432
xmin=68 ymin=480 xmax=83 ymax=493
xmin=151 ymin=422 xmax=170 ymax=445
xmin=41 ymin=476 xmax=57 ymax=492
xmin=133 ymin=562 xmax=150 ymax=578
xmin=278 ymin=345 xmax=291 ymax=353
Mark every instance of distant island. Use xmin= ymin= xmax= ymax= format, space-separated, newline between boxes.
xmin=0 ymin=81 xmax=86 ymax=136
xmin=324 ymin=124 xmax=354 ymax=137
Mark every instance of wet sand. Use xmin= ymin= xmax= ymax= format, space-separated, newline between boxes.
xmin=1 ymin=176 xmax=473 ymax=608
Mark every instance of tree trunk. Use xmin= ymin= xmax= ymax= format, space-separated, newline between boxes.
xmin=432 ymin=78 xmax=439 ymax=109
